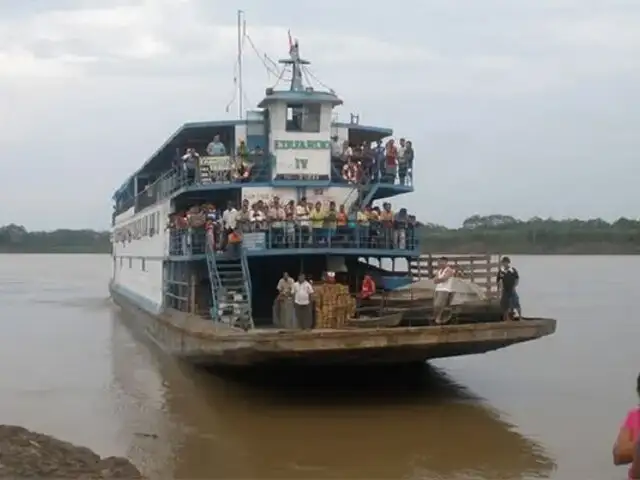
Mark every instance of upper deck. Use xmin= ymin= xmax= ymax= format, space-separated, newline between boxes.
xmin=112 ymin=36 xmax=417 ymax=259
xmin=112 ymin=39 xmax=414 ymax=220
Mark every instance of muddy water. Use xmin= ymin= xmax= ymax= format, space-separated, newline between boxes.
xmin=0 ymin=254 xmax=636 ymax=479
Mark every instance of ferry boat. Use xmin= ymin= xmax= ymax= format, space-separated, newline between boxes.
xmin=109 ymin=22 xmax=556 ymax=367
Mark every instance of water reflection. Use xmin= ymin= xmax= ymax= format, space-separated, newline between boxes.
xmin=110 ymin=310 xmax=555 ymax=480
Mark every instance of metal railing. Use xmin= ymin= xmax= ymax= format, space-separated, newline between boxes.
xmin=116 ymin=152 xmax=415 ymax=217
xmin=168 ymin=222 xmax=419 ymax=256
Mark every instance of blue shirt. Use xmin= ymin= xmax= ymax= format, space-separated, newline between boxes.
xmin=206 ymin=141 xmax=227 ymax=156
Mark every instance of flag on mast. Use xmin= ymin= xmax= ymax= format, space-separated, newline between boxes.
xmin=287 ymin=29 xmax=293 ymax=53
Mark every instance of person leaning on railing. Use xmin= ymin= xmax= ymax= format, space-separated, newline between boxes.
xmin=336 ymin=205 xmax=349 ymax=247
xmin=394 ymin=208 xmax=408 ymax=249
xmin=284 ymin=200 xmax=296 ymax=246
xmin=310 ymin=201 xmax=325 ymax=244
xmin=380 ymin=202 xmax=394 ymax=248
xmin=296 ymin=198 xmax=311 ymax=245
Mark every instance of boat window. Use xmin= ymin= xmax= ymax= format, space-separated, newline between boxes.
xmin=141 ymin=258 xmax=146 ymax=271
xmin=286 ymin=103 xmax=321 ymax=133
xmin=128 ymin=258 xmax=133 ymax=268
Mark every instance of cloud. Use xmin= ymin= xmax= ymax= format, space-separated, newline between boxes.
xmin=0 ymin=0 xmax=640 ymax=229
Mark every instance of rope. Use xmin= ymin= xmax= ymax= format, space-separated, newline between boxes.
xmin=245 ymin=33 xmax=280 ymax=77
xmin=304 ymin=66 xmax=336 ymax=93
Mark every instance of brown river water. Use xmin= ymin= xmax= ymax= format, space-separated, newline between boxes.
xmin=0 ymin=254 xmax=636 ymax=479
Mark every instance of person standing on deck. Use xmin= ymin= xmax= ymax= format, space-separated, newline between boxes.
xmin=497 ymin=256 xmax=521 ymax=321
xmin=206 ymin=135 xmax=226 ymax=156
xmin=221 ymin=201 xmax=238 ymax=251
xmin=433 ymin=257 xmax=455 ymax=325
xmin=292 ymin=273 xmax=314 ymax=330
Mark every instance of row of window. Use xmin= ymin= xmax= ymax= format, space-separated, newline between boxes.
xmin=116 ymin=257 xmax=148 ymax=271
xmin=114 ymin=211 xmax=162 ymax=243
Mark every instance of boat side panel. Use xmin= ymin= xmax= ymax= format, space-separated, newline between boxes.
xmin=112 ymin=199 xmax=172 ymax=312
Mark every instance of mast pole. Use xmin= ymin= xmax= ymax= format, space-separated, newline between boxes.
xmin=237 ymin=10 xmax=244 ymax=120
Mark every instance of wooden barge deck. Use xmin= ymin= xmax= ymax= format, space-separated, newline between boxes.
xmin=111 ymin=286 xmax=556 ymax=367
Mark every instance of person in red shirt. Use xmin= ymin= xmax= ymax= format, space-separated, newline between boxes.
xmin=384 ymin=139 xmax=398 ymax=183
xmin=361 ymin=274 xmax=376 ymax=299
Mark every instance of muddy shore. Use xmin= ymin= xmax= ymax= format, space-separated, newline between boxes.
xmin=0 ymin=425 xmax=142 ymax=478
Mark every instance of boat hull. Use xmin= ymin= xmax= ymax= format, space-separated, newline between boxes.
xmin=110 ymin=284 xmax=556 ymax=367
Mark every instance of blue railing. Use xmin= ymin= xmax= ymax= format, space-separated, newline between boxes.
xmin=117 ymin=151 xmax=415 ymax=217
xmin=205 ymin=240 xmax=222 ymax=319
xmin=240 ymin=248 xmax=253 ymax=300
xmin=169 ymin=223 xmax=419 ymax=256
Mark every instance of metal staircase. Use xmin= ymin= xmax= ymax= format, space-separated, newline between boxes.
xmin=342 ymin=175 xmax=380 ymax=211
xmin=205 ymin=242 xmax=254 ymax=329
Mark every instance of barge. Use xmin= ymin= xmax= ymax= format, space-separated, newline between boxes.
xmin=109 ymin=20 xmax=556 ymax=367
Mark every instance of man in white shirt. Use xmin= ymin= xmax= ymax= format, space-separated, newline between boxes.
xmin=433 ymin=256 xmax=455 ymax=325
xmin=292 ymin=273 xmax=314 ymax=329
xmin=295 ymin=197 xmax=311 ymax=245
xmin=221 ymin=201 xmax=238 ymax=250
xmin=274 ymin=272 xmax=295 ymax=329
xmin=206 ymin=135 xmax=227 ymax=156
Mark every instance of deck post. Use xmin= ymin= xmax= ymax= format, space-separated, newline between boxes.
xmin=485 ymin=254 xmax=492 ymax=297
xmin=189 ymin=271 xmax=196 ymax=314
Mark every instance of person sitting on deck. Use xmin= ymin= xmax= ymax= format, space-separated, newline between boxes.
xmin=497 ymin=256 xmax=521 ymax=321
xmin=433 ymin=256 xmax=455 ymax=325
xmin=361 ymin=274 xmax=376 ymax=299
xmin=206 ymin=134 xmax=226 ymax=156
xmin=292 ymin=273 xmax=314 ymax=330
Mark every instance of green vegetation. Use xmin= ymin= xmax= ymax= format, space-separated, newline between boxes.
xmin=419 ymin=215 xmax=640 ymax=254
xmin=0 ymin=224 xmax=110 ymax=254
xmin=1 ymin=215 xmax=639 ymax=254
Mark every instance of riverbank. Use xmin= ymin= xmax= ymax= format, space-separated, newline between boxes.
xmin=0 ymin=425 xmax=141 ymax=478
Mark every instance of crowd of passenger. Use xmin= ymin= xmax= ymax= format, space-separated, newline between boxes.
xmin=175 ymin=134 xmax=414 ymax=186
xmin=331 ymin=136 xmax=414 ymax=186
xmin=167 ymin=197 xmax=418 ymax=255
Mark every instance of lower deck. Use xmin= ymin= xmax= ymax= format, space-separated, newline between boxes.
xmin=111 ymin=284 xmax=556 ymax=366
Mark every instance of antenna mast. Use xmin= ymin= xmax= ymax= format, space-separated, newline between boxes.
xmin=237 ymin=10 xmax=244 ymax=120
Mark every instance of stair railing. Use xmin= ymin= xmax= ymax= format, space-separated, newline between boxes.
xmin=205 ymin=240 xmax=222 ymax=320
xmin=239 ymin=247 xmax=255 ymax=329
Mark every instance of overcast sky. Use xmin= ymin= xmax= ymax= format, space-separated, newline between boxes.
xmin=1 ymin=0 xmax=639 ymax=230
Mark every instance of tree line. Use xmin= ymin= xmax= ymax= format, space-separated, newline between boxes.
xmin=417 ymin=215 xmax=640 ymax=254
xmin=1 ymin=215 xmax=639 ymax=254
xmin=0 ymin=224 xmax=111 ymax=253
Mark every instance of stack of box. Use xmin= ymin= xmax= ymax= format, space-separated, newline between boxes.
xmin=313 ymin=283 xmax=357 ymax=329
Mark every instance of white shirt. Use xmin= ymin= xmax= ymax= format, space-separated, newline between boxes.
xmin=293 ymin=281 xmax=313 ymax=305
xmin=331 ymin=141 xmax=342 ymax=158
xmin=295 ymin=204 xmax=310 ymax=227
xmin=277 ymin=277 xmax=294 ymax=295
xmin=222 ymin=208 xmax=238 ymax=230
xmin=397 ymin=144 xmax=406 ymax=162
xmin=434 ymin=266 xmax=455 ymax=292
